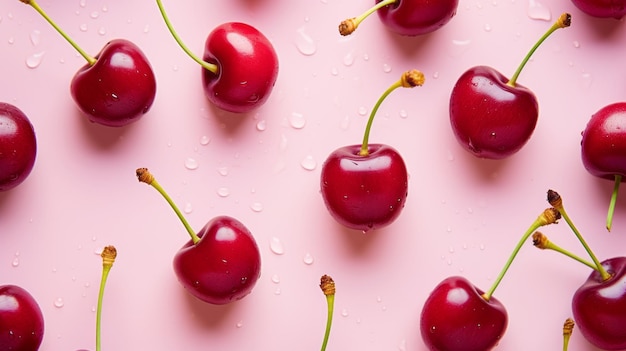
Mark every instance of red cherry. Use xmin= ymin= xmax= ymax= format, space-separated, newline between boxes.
xmin=449 ymin=13 xmax=571 ymax=159
xmin=21 ymin=0 xmax=156 ymax=127
xmin=571 ymin=0 xmax=626 ymax=19
xmin=420 ymin=276 xmax=508 ymax=351
xmin=0 ymin=103 xmax=37 ymax=192
xmin=156 ymin=0 xmax=279 ymax=113
xmin=572 ymin=257 xmax=626 ymax=350
xmin=581 ymin=102 xmax=626 ymax=231
xmin=0 ymin=285 xmax=44 ymax=351
xmin=137 ymin=168 xmax=261 ymax=305
xmin=320 ymin=144 xmax=408 ymax=231
xmin=320 ymin=70 xmax=424 ymax=232
xmin=339 ymin=0 xmax=458 ymax=36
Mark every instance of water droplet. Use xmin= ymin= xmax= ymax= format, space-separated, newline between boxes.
xmin=358 ymin=106 xmax=368 ymax=116
xmin=399 ymin=110 xmax=408 ymax=119
xmin=8 ymin=37 xmax=15 ymax=45
xmin=341 ymin=308 xmax=349 ymax=317
xmin=25 ymin=52 xmax=45 ymax=68
xmin=183 ymin=203 xmax=193 ymax=214
xmin=54 ymin=298 xmax=64 ymax=308
xmin=331 ymin=67 xmax=339 ymax=76
xmin=580 ymin=72 xmax=593 ymax=89
xmin=271 ymin=274 xmax=280 ymax=283
xmin=250 ymin=202 xmax=263 ymax=212
xmin=295 ymin=27 xmax=316 ymax=56
xmin=143 ymin=24 xmax=150 ymax=33
xmin=216 ymin=187 xmax=230 ymax=197
xmin=301 ymin=155 xmax=317 ymax=171
xmin=449 ymin=246 xmax=455 ymax=253
xmin=90 ymin=11 xmax=99 ymax=19
xmin=11 ymin=257 xmax=19 ymax=267
xmin=573 ymin=40 xmax=581 ymax=48
xmin=270 ymin=237 xmax=285 ymax=255
xmin=236 ymin=321 xmax=243 ymax=328
xmin=340 ymin=115 xmax=351 ymax=130
xmin=382 ymin=63 xmax=392 ymax=73
xmin=199 ymin=135 xmax=211 ymax=145
xmin=30 ymin=30 xmax=41 ymax=46
xmin=303 ymin=253 xmax=314 ymax=265
xmin=79 ymin=0 xmax=87 ymax=7
xmin=217 ymin=166 xmax=229 ymax=176
xmin=433 ymin=71 xmax=440 ymax=79
xmin=184 ymin=158 xmax=199 ymax=170
xmin=289 ymin=112 xmax=306 ymax=129
xmin=484 ymin=23 xmax=492 ymax=32
xmin=450 ymin=39 xmax=471 ymax=57
xmin=343 ymin=51 xmax=355 ymax=66
xmin=256 ymin=120 xmax=267 ymax=131
xmin=398 ymin=339 xmax=407 ymax=351
xmin=274 ymin=287 xmax=282 ymax=295
xmin=527 ymin=0 xmax=551 ymax=21
xmin=362 ymin=53 xmax=370 ymax=61
xmin=479 ymin=243 xmax=486 ymax=250
xmin=98 ymin=27 xmax=106 ymax=36
xmin=79 ymin=23 xmax=88 ymax=32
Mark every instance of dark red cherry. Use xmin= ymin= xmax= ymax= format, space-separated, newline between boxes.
xmin=0 ymin=103 xmax=37 ymax=192
xmin=0 ymin=285 xmax=44 ymax=351
xmin=571 ymin=0 xmax=626 ymax=19
xmin=376 ymin=0 xmax=459 ymax=36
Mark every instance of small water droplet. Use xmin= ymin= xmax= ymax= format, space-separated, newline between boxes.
xmin=54 ymin=298 xmax=64 ymax=308
xmin=270 ymin=237 xmax=285 ymax=255
xmin=184 ymin=158 xmax=199 ymax=170
xmin=183 ymin=203 xmax=193 ymax=214
xmin=303 ymin=253 xmax=314 ymax=265
xmin=236 ymin=321 xmax=243 ymax=328
xmin=449 ymin=246 xmax=455 ymax=253
xmin=98 ymin=27 xmax=106 ymax=36
xmin=573 ymin=40 xmax=581 ymax=48
xmin=143 ymin=24 xmax=150 ymax=33
xmin=250 ymin=202 xmax=263 ymax=212
xmin=382 ymin=63 xmax=392 ymax=73
xmin=331 ymin=67 xmax=339 ymax=76
xmin=199 ymin=135 xmax=211 ymax=145
xmin=399 ymin=109 xmax=408 ymax=119
xmin=271 ymin=274 xmax=280 ymax=283
xmin=358 ymin=106 xmax=368 ymax=116
xmin=362 ymin=53 xmax=370 ymax=61
xmin=398 ymin=339 xmax=407 ymax=351
xmin=301 ymin=155 xmax=317 ymax=171
xmin=341 ymin=309 xmax=349 ymax=317
xmin=25 ymin=52 xmax=45 ymax=68
xmin=216 ymin=187 xmax=230 ymax=197
xmin=217 ymin=166 xmax=229 ymax=176
xmin=295 ymin=27 xmax=317 ymax=56
xmin=274 ymin=287 xmax=282 ymax=295
xmin=11 ymin=257 xmax=19 ymax=267
xmin=289 ymin=112 xmax=306 ymax=129
xmin=479 ymin=243 xmax=486 ymax=250
xmin=432 ymin=71 xmax=440 ymax=79
xmin=90 ymin=11 xmax=99 ymax=19
xmin=79 ymin=23 xmax=88 ymax=32
xmin=450 ymin=39 xmax=471 ymax=57
xmin=255 ymin=120 xmax=267 ymax=131
xmin=527 ymin=0 xmax=551 ymax=20
xmin=79 ymin=0 xmax=87 ymax=7
xmin=30 ymin=30 xmax=41 ymax=46
xmin=484 ymin=23 xmax=492 ymax=32
xmin=343 ymin=51 xmax=355 ymax=66
xmin=340 ymin=115 xmax=351 ymax=130
xmin=580 ymin=72 xmax=593 ymax=89
xmin=8 ymin=37 xmax=15 ymax=45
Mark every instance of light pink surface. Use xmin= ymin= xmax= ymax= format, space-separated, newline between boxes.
xmin=2 ymin=0 xmax=626 ymax=350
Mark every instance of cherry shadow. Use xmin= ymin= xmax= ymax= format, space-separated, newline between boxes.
xmin=382 ymin=29 xmax=436 ymax=59
xmin=455 ymin=149 xmax=512 ymax=183
xmin=336 ymin=221 xmax=387 ymax=257
xmin=206 ymin=102 xmax=252 ymax=136
xmin=77 ymin=109 xmax=142 ymax=151
xmin=577 ymin=14 xmax=625 ymax=40
xmin=181 ymin=288 xmax=239 ymax=328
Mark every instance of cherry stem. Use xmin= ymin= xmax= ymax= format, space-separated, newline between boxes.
xmin=606 ymin=174 xmax=622 ymax=232
xmin=136 ymin=168 xmax=200 ymax=244
xmin=20 ymin=0 xmax=96 ymax=65
xmin=547 ymin=189 xmax=610 ymax=281
xmin=155 ymin=0 xmax=218 ymax=74
xmin=507 ymin=13 xmax=571 ymax=87
xmin=319 ymin=275 xmax=336 ymax=351
xmin=96 ymin=246 xmax=116 ymax=351
xmin=359 ymin=69 xmax=425 ymax=156
xmin=532 ymin=232 xmax=597 ymax=271
xmin=481 ymin=207 xmax=560 ymax=301
xmin=563 ymin=318 xmax=575 ymax=351
xmin=339 ymin=0 xmax=396 ymax=36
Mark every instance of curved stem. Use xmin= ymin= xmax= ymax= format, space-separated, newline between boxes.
xmin=339 ymin=0 xmax=397 ymax=36
xmin=319 ymin=275 xmax=336 ymax=351
xmin=359 ymin=70 xmax=425 ymax=156
xmin=96 ymin=246 xmax=117 ymax=351
xmin=532 ymin=232 xmax=597 ymax=271
xmin=21 ymin=0 xmax=96 ymax=65
xmin=155 ymin=0 xmax=218 ymax=74
xmin=507 ymin=13 xmax=571 ymax=87
xmin=606 ymin=174 xmax=622 ymax=232
xmin=136 ymin=168 xmax=200 ymax=244
xmin=482 ymin=208 xmax=560 ymax=301
xmin=547 ymin=190 xmax=610 ymax=281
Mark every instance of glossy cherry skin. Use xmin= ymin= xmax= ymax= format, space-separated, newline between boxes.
xmin=581 ymin=102 xmax=626 ymax=181
xmin=0 ymin=103 xmax=37 ymax=192
xmin=571 ymin=0 xmax=626 ymax=18
xmin=376 ymin=0 xmax=459 ymax=36
xmin=572 ymin=257 xmax=626 ymax=350
xmin=202 ymin=22 xmax=279 ymax=113
xmin=0 ymin=285 xmax=44 ymax=351
xmin=320 ymin=144 xmax=408 ymax=232
xmin=420 ymin=276 xmax=508 ymax=351
xmin=70 ymin=39 xmax=157 ymax=127
xmin=449 ymin=65 xmax=538 ymax=159
xmin=173 ymin=216 xmax=261 ymax=305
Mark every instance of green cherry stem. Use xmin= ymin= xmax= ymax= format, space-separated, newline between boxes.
xmin=547 ymin=189 xmax=610 ymax=281
xmin=20 ymin=0 xmax=96 ymax=65
xmin=136 ymin=168 xmax=200 ymax=244
xmin=339 ymin=0 xmax=396 ymax=36
xmin=532 ymin=232 xmax=597 ymax=270
xmin=359 ymin=69 xmax=425 ymax=157
xmin=319 ymin=275 xmax=336 ymax=351
xmin=155 ymin=0 xmax=218 ymax=74
xmin=607 ymin=174 xmax=622 ymax=232
xmin=507 ymin=12 xmax=571 ymax=87
xmin=96 ymin=246 xmax=117 ymax=351
xmin=481 ymin=207 xmax=561 ymax=301
xmin=563 ymin=318 xmax=575 ymax=351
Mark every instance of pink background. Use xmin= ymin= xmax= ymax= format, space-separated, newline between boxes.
xmin=2 ymin=0 xmax=626 ymax=350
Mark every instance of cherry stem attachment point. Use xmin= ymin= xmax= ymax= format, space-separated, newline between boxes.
xmin=339 ymin=0 xmax=396 ymax=36
xmin=359 ymin=69 xmax=425 ymax=156
xmin=155 ymin=0 xmax=218 ymax=74
xmin=136 ymin=168 xmax=200 ymax=244
xmin=96 ymin=246 xmax=117 ymax=351
xmin=547 ymin=189 xmax=610 ymax=281
xmin=563 ymin=318 xmax=575 ymax=351
xmin=20 ymin=0 xmax=96 ymax=65
xmin=607 ymin=174 xmax=622 ymax=232
xmin=481 ymin=207 xmax=561 ymax=301
xmin=532 ymin=231 xmax=597 ymax=271
xmin=507 ymin=12 xmax=571 ymax=87
xmin=319 ymin=275 xmax=336 ymax=351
